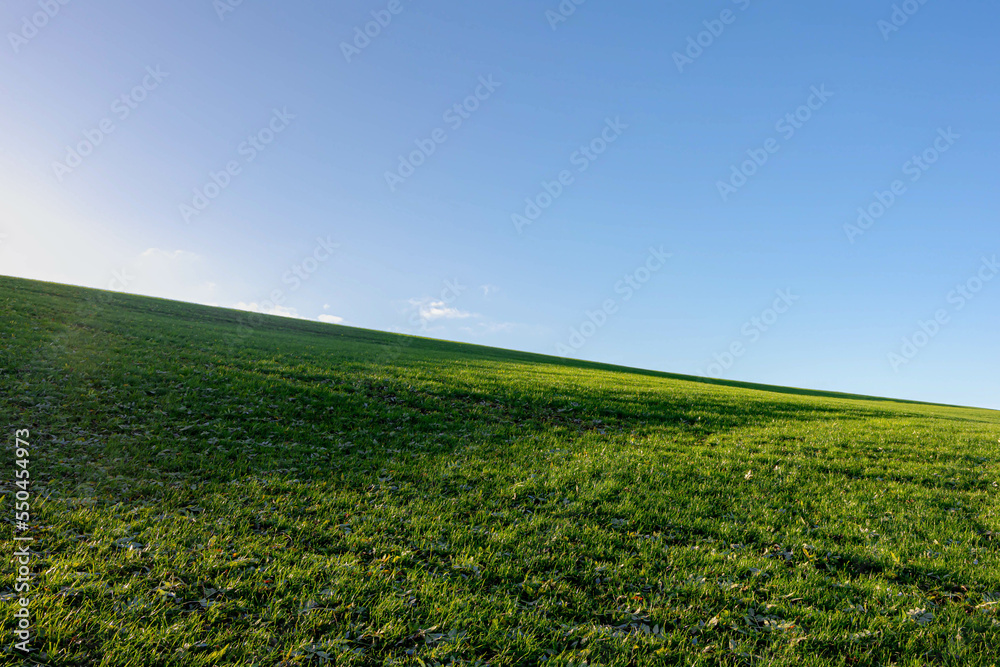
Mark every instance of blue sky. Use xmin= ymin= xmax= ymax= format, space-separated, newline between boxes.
xmin=2 ymin=0 xmax=998 ymax=409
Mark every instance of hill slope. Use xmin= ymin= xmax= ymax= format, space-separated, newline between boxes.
xmin=1 ymin=275 xmax=999 ymax=666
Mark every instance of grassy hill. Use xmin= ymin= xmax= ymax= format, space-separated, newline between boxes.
xmin=1 ymin=275 xmax=998 ymax=666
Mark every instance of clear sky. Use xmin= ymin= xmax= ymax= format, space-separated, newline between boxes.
xmin=2 ymin=1 xmax=998 ymax=410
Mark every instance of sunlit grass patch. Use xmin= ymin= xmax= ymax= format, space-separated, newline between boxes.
xmin=1 ymin=276 xmax=998 ymax=666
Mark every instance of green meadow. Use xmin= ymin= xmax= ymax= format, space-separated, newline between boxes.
xmin=1 ymin=275 xmax=998 ymax=666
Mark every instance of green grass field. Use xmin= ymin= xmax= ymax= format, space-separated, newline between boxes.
xmin=1 ymin=275 xmax=998 ymax=666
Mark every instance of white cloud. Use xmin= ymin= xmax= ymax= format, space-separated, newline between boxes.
xmin=318 ymin=314 xmax=344 ymax=324
xmin=400 ymin=294 xmax=543 ymax=340
xmin=408 ymin=297 xmax=476 ymax=321
xmin=480 ymin=284 xmax=500 ymax=297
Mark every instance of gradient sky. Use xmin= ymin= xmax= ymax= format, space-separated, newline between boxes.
xmin=2 ymin=1 xmax=998 ymax=409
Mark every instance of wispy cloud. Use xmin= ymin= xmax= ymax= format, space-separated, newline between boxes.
xmin=408 ymin=297 xmax=476 ymax=321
